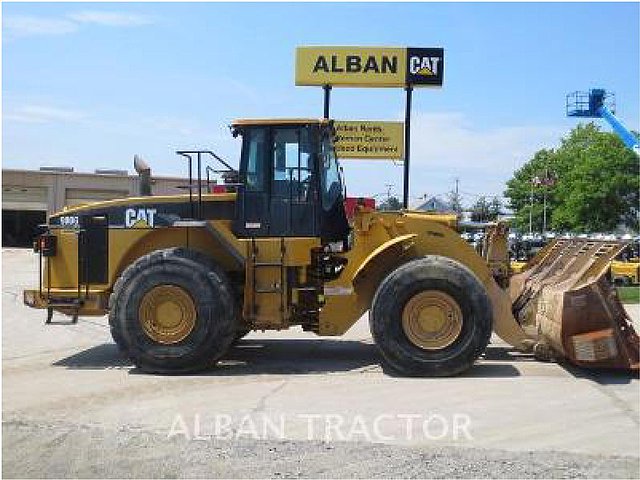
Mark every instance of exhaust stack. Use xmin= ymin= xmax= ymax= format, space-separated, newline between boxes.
xmin=134 ymin=155 xmax=152 ymax=196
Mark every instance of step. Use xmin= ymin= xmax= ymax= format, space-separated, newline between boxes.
xmin=46 ymin=299 xmax=83 ymax=308
xmin=254 ymin=262 xmax=284 ymax=267
xmin=255 ymin=287 xmax=284 ymax=294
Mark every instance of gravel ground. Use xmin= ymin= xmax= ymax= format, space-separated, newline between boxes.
xmin=4 ymin=419 xmax=639 ymax=479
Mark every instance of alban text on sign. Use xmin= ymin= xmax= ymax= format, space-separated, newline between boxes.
xmin=295 ymin=46 xmax=444 ymax=87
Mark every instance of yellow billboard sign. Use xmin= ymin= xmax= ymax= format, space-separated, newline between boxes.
xmin=296 ymin=46 xmax=444 ymax=88
xmin=334 ymin=121 xmax=404 ymax=160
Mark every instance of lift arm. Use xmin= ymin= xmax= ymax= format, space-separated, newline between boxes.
xmin=597 ymin=104 xmax=639 ymax=152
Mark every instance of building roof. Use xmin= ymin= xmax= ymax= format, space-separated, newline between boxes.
xmin=414 ymin=196 xmax=452 ymax=213
xmin=2 ymin=168 xmax=186 ymax=181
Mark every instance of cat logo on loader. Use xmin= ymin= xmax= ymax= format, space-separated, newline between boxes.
xmin=125 ymin=208 xmax=156 ymax=228
xmin=24 ymin=118 xmax=639 ymax=375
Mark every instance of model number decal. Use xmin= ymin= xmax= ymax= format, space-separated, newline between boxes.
xmin=125 ymin=208 xmax=157 ymax=228
xmin=59 ymin=216 xmax=79 ymax=228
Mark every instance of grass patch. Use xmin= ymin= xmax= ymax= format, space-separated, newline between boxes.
xmin=617 ymin=286 xmax=640 ymax=304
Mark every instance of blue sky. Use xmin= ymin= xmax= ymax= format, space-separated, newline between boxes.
xmin=3 ymin=2 xmax=639 ymax=206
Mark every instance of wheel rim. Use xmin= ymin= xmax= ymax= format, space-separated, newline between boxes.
xmin=139 ymin=285 xmax=196 ymax=344
xmin=401 ymin=290 xmax=463 ymax=350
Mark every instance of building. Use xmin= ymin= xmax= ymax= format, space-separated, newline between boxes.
xmin=413 ymin=196 xmax=452 ymax=213
xmin=2 ymin=167 xmax=192 ymax=247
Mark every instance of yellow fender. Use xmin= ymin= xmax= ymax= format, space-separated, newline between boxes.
xmin=352 ymin=233 xmax=418 ymax=284
xmin=349 ymin=231 xmax=533 ymax=350
xmin=319 ymin=233 xmax=418 ymax=335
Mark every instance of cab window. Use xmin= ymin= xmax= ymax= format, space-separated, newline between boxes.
xmin=243 ymin=128 xmax=267 ymax=191
xmin=272 ymin=128 xmax=314 ymax=201
xmin=321 ymin=134 xmax=342 ymax=210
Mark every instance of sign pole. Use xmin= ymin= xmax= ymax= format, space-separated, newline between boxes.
xmin=323 ymin=85 xmax=332 ymax=119
xmin=403 ymin=85 xmax=413 ymax=209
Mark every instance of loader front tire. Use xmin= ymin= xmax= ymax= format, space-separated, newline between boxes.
xmin=232 ymin=328 xmax=251 ymax=345
xmin=370 ymin=256 xmax=492 ymax=377
xmin=108 ymin=248 xmax=236 ymax=374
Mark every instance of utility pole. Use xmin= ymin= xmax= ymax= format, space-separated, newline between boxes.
xmin=529 ymin=180 xmax=533 ymax=235
xmin=541 ymin=168 xmax=556 ymax=235
xmin=384 ymin=183 xmax=393 ymax=203
xmin=542 ymin=186 xmax=547 ymax=235
xmin=452 ymin=177 xmax=461 ymax=215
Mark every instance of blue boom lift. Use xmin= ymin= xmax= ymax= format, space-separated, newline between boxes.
xmin=566 ymin=88 xmax=639 ymax=154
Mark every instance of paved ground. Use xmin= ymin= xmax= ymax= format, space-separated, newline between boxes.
xmin=3 ymin=248 xmax=639 ymax=478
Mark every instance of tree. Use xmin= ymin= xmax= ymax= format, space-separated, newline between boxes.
xmin=470 ymin=196 xmax=490 ymax=222
xmin=377 ymin=195 xmax=402 ymax=211
xmin=504 ymin=149 xmax=558 ymax=233
xmin=470 ymin=196 xmax=502 ymax=222
xmin=551 ymin=125 xmax=639 ymax=232
xmin=488 ymin=196 xmax=502 ymax=220
xmin=504 ymin=123 xmax=639 ymax=233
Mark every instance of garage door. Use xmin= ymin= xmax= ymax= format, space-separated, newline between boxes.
xmin=2 ymin=210 xmax=47 ymax=247
xmin=2 ymin=186 xmax=48 ymax=211
xmin=65 ymin=189 xmax=129 ymax=207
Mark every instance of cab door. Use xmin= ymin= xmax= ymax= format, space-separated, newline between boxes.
xmin=269 ymin=127 xmax=319 ymax=237
xmin=234 ymin=127 xmax=270 ymax=236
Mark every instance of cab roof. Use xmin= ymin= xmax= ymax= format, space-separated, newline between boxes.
xmin=231 ymin=118 xmax=331 ymax=127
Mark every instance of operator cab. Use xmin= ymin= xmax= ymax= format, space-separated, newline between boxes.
xmin=231 ymin=119 xmax=350 ymax=247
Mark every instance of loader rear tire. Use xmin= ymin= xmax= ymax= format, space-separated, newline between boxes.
xmin=370 ymin=256 xmax=492 ymax=377
xmin=108 ymin=248 xmax=236 ymax=374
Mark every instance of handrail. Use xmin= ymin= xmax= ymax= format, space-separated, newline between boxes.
xmin=177 ymin=150 xmax=238 ymax=219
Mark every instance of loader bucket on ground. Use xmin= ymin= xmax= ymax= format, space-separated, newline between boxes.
xmin=510 ymin=239 xmax=639 ymax=370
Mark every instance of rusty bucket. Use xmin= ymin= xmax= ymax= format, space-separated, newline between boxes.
xmin=510 ymin=239 xmax=639 ymax=370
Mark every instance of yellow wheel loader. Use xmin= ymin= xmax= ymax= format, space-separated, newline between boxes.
xmin=24 ymin=119 xmax=639 ymax=375
xmin=611 ymin=259 xmax=640 ymax=285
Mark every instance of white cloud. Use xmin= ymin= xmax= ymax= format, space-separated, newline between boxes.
xmin=67 ymin=11 xmax=154 ymax=27
xmin=408 ymin=111 xmax=565 ymax=196
xmin=3 ymin=11 xmax=153 ymax=39
xmin=340 ymin=112 xmax=566 ymax=203
xmin=5 ymin=105 xmax=87 ymax=124
xmin=411 ymin=112 xmax=561 ymax=168
xmin=141 ymin=116 xmax=198 ymax=137
xmin=3 ymin=15 xmax=77 ymax=38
